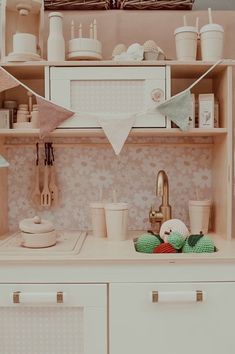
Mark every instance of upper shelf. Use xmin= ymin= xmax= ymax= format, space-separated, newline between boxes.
xmin=1 ymin=60 xmax=234 ymax=80
xmin=0 ymin=128 xmax=227 ymax=138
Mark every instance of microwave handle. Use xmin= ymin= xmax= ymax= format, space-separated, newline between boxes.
xmin=12 ymin=291 xmax=64 ymax=304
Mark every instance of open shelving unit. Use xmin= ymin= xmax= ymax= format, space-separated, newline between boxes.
xmin=0 ymin=60 xmax=233 ymax=244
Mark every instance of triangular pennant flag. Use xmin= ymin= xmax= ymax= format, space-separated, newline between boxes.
xmin=0 ymin=67 xmax=20 ymax=92
xmin=36 ymin=96 xmax=75 ymax=138
xmin=98 ymin=114 xmax=137 ymax=155
xmin=0 ymin=154 xmax=9 ymax=168
xmin=156 ymin=89 xmax=192 ymax=131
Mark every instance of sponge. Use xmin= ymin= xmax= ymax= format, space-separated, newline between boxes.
xmin=135 ymin=233 xmax=162 ymax=253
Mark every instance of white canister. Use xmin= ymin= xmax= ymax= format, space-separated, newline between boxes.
xmin=105 ymin=203 xmax=128 ymax=241
xmin=47 ymin=12 xmax=65 ymax=61
xmin=31 ymin=105 xmax=39 ymax=128
xmin=189 ymin=200 xmax=211 ymax=234
xmin=174 ymin=26 xmax=198 ymax=61
xmin=19 ymin=216 xmax=57 ymax=248
xmin=200 ymin=24 xmax=224 ymax=61
xmin=13 ymin=33 xmax=37 ymax=54
xmin=90 ymin=202 xmax=107 ymax=238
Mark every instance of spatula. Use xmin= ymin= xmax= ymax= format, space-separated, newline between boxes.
xmin=41 ymin=143 xmax=51 ymax=207
xmin=31 ymin=143 xmax=41 ymax=207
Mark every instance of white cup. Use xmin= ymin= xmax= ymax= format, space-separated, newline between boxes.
xmin=200 ymin=24 xmax=224 ymax=61
xmin=31 ymin=110 xmax=39 ymax=128
xmin=189 ymin=200 xmax=211 ymax=234
xmin=105 ymin=203 xmax=128 ymax=241
xmin=90 ymin=203 xmax=107 ymax=238
xmin=174 ymin=26 xmax=198 ymax=61
xmin=13 ymin=33 xmax=37 ymax=54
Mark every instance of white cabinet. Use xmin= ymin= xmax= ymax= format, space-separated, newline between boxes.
xmin=0 ymin=283 xmax=107 ymax=354
xmin=48 ymin=66 xmax=168 ymax=128
xmin=110 ymin=282 xmax=235 ymax=354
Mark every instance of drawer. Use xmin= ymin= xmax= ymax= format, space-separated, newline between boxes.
xmin=110 ymin=282 xmax=235 ymax=354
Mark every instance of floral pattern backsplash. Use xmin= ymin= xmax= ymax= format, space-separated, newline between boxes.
xmin=7 ymin=137 xmax=212 ymax=231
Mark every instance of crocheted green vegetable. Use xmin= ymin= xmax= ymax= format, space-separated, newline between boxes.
xmin=135 ymin=233 xmax=163 ymax=253
xmin=182 ymin=233 xmax=215 ymax=253
xmin=168 ymin=231 xmax=185 ymax=250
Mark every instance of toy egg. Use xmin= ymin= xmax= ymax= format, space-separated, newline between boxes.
xmin=168 ymin=231 xmax=185 ymax=250
xmin=154 ymin=243 xmax=177 ymax=254
xmin=182 ymin=233 xmax=216 ymax=253
xmin=135 ymin=233 xmax=162 ymax=253
xmin=160 ymin=219 xmax=189 ymax=242
xmin=112 ymin=44 xmax=127 ymax=58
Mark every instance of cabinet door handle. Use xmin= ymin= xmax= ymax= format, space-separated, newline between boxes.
xmin=13 ymin=291 xmax=64 ymax=304
xmin=152 ymin=290 xmax=203 ymax=303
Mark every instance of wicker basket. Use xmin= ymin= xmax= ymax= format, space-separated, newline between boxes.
xmin=118 ymin=0 xmax=195 ymax=10
xmin=44 ymin=0 xmax=110 ymax=10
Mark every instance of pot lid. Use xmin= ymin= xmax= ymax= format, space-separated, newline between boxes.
xmin=19 ymin=216 xmax=54 ymax=234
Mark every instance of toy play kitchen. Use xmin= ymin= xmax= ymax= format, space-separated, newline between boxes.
xmin=0 ymin=1 xmax=235 ymax=354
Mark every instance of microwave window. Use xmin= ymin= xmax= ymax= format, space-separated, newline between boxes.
xmin=70 ymin=80 xmax=144 ymax=113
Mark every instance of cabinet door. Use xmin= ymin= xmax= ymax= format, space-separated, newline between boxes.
xmin=0 ymin=283 xmax=107 ymax=354
xmin=49 ymin=67 xmax=166 ymax=128
xmin=110 ymin=282 xmax=235 ymax=354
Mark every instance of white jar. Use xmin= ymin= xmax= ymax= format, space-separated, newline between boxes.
xmin=47 ymin=12 xmax=65 ymax=61
xmin=174 ymin=26 xmax=198 ymax=61
xmin=105 ymin=203 xmax=128 ymax=241
xmin=200 ymin=24 xmax=224 ymax=61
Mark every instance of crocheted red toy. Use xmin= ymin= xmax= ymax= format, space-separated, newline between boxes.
xmin=153 ymin=243 xmax=177 ymax=253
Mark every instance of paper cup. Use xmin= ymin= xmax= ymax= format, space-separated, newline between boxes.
xmin=174 ymin=26 xmax=198 ymax=61
xmin=90 ymin=203 xmax=107 ymax=238
xmin=189 ymin=200 xmax=211 ymax=234
xmin=105 ymin=203 xmax=128 ymax=241
xmin=200 ymin=24 xmax=224 ymax=61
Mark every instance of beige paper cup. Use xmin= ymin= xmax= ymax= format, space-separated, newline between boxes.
xmin=200 ymin=24 xmax=224 ymax=61
xmin=189 ymin=200 xmax=211 ymax=234
xmin=105 ymin=203 xmax=128 ymax=241
xmin=174 ymin=26 xmax=198 ymax=61
xmin=90 ymin=202 xmax=107 ymax=238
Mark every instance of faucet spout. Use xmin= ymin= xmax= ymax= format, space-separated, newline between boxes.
xmin=149 ymin=170 xmax=172 ymax=232
xmin=156 ymin=170 xmax=170 ymax=207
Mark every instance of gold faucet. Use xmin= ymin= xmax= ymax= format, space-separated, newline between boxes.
xmin=149 ymin=170 xmax=172 ymax=232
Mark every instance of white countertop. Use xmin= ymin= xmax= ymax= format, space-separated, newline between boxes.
xmin=0 ymin=231 xmax=235 ymax=264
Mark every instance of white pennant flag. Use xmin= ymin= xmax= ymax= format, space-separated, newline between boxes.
xmin=0 ymin=154 xmax=9 ymax=168
xmin=98 ymin=114 xmax=137 ymax=155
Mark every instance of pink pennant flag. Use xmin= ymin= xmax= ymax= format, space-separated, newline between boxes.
xmin=36 ymin=96 xmax=75 ymax=138
xmin=0 ymin=67 xmax=20 ymax=92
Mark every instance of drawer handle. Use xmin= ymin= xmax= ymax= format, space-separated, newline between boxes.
xmin=152 ymin=290 xmax=203 ymax=303
xmin=13 ymin=291 xmax=64 ymax=304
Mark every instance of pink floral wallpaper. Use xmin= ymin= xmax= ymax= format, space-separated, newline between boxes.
xmin=6 ymin=137 xmax=212 ymax=232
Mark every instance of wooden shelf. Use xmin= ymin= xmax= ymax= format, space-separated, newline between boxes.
xmin=1 ymin=60 xmax=234 ymax=80
xmin=0 ymin=128 xmax=227 ymax=138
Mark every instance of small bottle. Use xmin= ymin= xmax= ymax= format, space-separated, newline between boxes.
xmin=47 ymin=12 xmax=65 ymax=61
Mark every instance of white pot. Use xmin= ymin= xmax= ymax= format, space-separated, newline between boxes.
xmin=19 ymin=216 xmax=57 ymax=248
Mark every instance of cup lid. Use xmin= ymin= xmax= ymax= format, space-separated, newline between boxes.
xmin=49 ymin=12 xmax=63 ymax=18
xmin=189 ymin=200 xmax=211 ymax=206
xmin=174 ymin=26 xmax=198 ymax=35
xmin=200 ymin=24 xmax=224 ymax=34
xmin=105 ymin=203 xmax=128 ymax=210
xmin=19 ymin=216 xmax=54 ymax=234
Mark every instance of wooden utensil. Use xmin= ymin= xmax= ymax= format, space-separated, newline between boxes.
xmin=31 ymin=142 xmax=41 ymax=208
xmin=49 ymin=143 xmax=59 ymax=207
xmin=41 ymin=143 xmax=51 ymax=207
